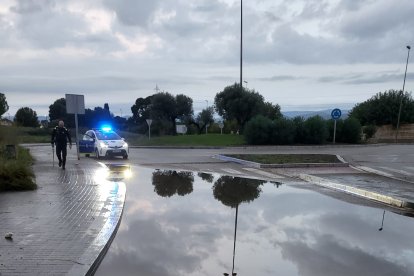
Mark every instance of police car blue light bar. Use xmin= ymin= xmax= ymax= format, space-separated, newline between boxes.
xmin=101 ymin=126 xmax=112 ymax=132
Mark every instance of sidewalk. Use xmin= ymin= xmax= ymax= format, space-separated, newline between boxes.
xmin=0 ymin=146 xmax=125 ymax=276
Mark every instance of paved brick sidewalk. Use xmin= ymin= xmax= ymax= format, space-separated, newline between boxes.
xmin=0 ymin=146 xmax=125 ymax=276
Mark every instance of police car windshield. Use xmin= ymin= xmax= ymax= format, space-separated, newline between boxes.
xmin=95 ymin=131 xmax=121 ymax=140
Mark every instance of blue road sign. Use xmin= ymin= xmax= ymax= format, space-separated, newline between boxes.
xmin=331 ymin=108 xmax=342 ymax=120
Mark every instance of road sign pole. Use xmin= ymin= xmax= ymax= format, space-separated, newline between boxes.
xmin=75 ymin=112 xmax=80 ymax=160
xmin=146 ymin=119 xmax=152 ymax=140
xmin=333 ymin=119 xmax=337 ymax=144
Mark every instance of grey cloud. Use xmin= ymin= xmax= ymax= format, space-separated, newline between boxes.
xmin=279 ymin=235 xmax=411 ymax=276
xmin=258 ymin=75 xmax=303 ymax=81
xmin=337 ymin=1 xmax=414 ymax=40
xmin=318 ymin=72 xmax=414 ymax=85
xmin=337 ymin=0 xmax=376 ymax=12
xmin=10 ymin=0 xmax=55 ymax=14
xmin=104 ymin=0 xmax=160 ymax=27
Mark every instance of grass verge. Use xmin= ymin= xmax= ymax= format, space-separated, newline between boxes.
xmin=123 ymin=133 xmax=246 ymax=147
xmin=226 ymin=154 xmax=340 ymax=164
xmin=0 ymin=126 xmax=37 ymax=191
xmin=1 ymin=126 xmax=246 ymax=147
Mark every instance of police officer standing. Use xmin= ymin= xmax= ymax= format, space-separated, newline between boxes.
xmin=51 ymin=120 xmax=72 ymax=170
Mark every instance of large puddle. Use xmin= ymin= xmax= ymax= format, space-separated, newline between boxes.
xmin=96 ymin=167 xmax=414 ymax=276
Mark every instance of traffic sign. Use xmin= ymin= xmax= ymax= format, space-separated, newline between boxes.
xmin=331 ymin=108 xmax=342 ymax=120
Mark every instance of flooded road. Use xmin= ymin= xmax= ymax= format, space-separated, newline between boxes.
xmin=96 ymin=167 xmax=414 ymax=276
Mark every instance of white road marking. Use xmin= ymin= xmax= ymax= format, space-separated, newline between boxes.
xmin=378 ymin=166 xmax=412 ymax=176
xmin=221 ymin=168 xmax=245 ymax=175
xmin=242 ymin=168 xmax=284 ymax=179
xmin=355 ymin=166 xmax=394 ymax=177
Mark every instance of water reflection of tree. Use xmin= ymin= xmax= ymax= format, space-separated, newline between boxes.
xmin=152 ymin=170 xmax=194 ymax=197
xmin=213 ymin=176 xmax=265 ymax=276
xmin=213 ymin=176 xmax=265 ymax=208
xmin=197 ymin=172 xmax=214 ymax=183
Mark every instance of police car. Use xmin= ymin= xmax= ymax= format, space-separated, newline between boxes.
xmin=81 ymin=127 xmax=129 ymax=159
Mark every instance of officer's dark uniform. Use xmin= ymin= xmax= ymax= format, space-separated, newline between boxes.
xmin=51 ymin=126 xmax=72 ymax=169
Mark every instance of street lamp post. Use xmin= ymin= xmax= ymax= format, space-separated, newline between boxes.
xmin=240 ymin=0 xmax=243 ymax=91
xmin=396 ymin=45 xmax=411 ymax=142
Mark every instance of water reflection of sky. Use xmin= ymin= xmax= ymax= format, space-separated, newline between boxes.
xmin=96 ymin=167 xmax=414 ymax=276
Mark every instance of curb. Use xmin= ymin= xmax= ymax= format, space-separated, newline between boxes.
xmin=67 ymin=182 xmax=126 ymax=276
xmin=214 ymin=154 xmax=349 ymax=168
xmin=298 ymin=174 xmax=414 ymax=209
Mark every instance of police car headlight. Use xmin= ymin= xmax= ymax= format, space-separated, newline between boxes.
xmin=100 ymin=142 xmax=108 ymax=148
xmin=122 ymin=142 xmax=128 ymax=148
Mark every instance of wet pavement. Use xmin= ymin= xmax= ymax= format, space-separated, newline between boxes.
xmin=2 ymin=144 xmax=414 ymax=275
xmin=0 ymin=146 xmax=126 ymax=276
xmin=96 ymin=167 xmax=414 ymax=276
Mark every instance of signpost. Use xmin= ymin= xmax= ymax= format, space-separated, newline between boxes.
xmin=146 ymin=119 xmax=152 ymax=140
xmin=218 ymin=122 xmax=224 ymax=135
xmin=65 ymin=94 xmax=85 ymax=160
xmin=331 ymin=108 xmax=342 ymax=144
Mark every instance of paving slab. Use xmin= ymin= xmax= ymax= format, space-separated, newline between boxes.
xmin=0 ymin=146 xmax=126 ymax=276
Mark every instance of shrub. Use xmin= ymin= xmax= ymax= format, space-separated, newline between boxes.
xmin=303 ymin=116 xmax=328 ymax=144
xmin=292 ymin=116 xmax=306 ymax=144
xmin=270 ymin=117 xmax=296 ymax=144
xmin=0 ymin=146 xmax=37 ymax=191
xmin=326 ymin=119 xmax=344 ymax=142
xmin=363 ymin=124 xmax=377 ymax=139
xmin=244 ymin=115 xmax=272 ymax=144
xmin=341 ymin=118 xmax=362 ymax=143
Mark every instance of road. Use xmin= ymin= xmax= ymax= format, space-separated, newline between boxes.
xmin=103 ymin=144 xmax=414 ymax=182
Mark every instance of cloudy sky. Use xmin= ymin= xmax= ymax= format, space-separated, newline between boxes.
xmin=1 ymin=0 xmax=414 ymax=117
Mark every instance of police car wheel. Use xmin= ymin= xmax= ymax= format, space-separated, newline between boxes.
xmin=123 ymin=154 xmax=128 ymax=160
xmin=95 ymin=149 xmax=100 ymax=160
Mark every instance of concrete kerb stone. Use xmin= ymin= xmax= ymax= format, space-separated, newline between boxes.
xmin=298 ymin=174 xmax=414 ymax=210
xmin=214 ymin=154 xmax=349 ymax=168
xmin=67 ymin=182 xmax=126 ymax=276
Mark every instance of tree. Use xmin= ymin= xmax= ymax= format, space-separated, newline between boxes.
xmin=215 ymin=83 xmax=269 ymax=130
xmin=131 ymin=92 xmax=194 ymax=135
xmin=349 ymin=90 xmax=414 ymax=126
xmin=198 ymin=172 xmax=214 ymax=183
xmin=191 ymin=107 xmax=215 ymax=134
xmin=131 ymin=96 xmax=153 ymax=124
xmin=152 ymin=170 xmax=194 ymax=197
xmin=48 ymin=98 xmax=74 ymax=127
xmin=262 ymin=102 xmax=282 ymax=121
xmin=14 ymin=107 xmax=38 ymax=127
xmin=175 ymin=94 xmax=193 ymax=122
xmin=212 ymin=176 xmax=265 ymax=208
xmin=0 ymin=93 xmax=9 ymax=118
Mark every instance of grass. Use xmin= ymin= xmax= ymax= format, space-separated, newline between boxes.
xmin=226 ymin=154 xmax=341 ymax=164
xmin=0 ymin=126 xmax=37 ymax=191
xmin=0 ymin=125 xmax=50 ymax=143
xmin=125 ymin=133 xmax=246 ymax=146
xmin=0 ymin=126 xmax=246 ymax=147
xmin=0 ymin=145 xmax=37 ymax=192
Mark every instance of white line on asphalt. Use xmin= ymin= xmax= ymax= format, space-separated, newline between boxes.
xmin=242 ymin=168 xmax=284 ymax=179
xmin=221 ymin=168 xmax=245 ymax=175
xmin=379 ymin=166 xmax=412 ymax=176
xmin=355 ymin=166 xmax=394 ymax=177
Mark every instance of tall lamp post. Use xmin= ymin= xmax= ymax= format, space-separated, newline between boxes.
xmin=396 ymin=45 xmax=411 ymax=142
xmin=240 ymin=0 xmax=243 ymax=91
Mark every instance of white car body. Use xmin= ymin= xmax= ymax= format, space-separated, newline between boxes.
xmin=83 ymin=129 xmax=129 ymax=159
